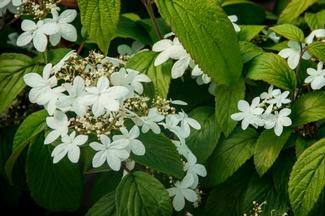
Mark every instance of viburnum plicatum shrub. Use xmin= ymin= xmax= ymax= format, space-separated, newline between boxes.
xmin=0 ymin=0 xmax=325 ymax=216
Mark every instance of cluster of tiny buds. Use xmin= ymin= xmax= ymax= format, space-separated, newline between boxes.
xmin=16 ymin=0 xmax=59 ymax=19
xmin=243 ymin=201 xmax=267 ymax=216
xmin=152 ymin=96 xmax=176 ymax=115
xmin=71 ymin=110 xmax=124 ymax=137
xmin=193 ymin=188 xmax=203 ymax=208
xmin=123 ymin=96 xmax=150 ymax=116
xmin=168 ymin=176 xmax=174 ymax=184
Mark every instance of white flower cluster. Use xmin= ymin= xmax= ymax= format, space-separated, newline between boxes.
xmin=0 ymin=0 xmax=21 ymax=16
xmin=231 ymin=85 xmax=292 ymax=136
xmin=17 ymin=7 xmax=77 ymax=52
xmin=278 ymin=29 xmax=325 ymax=70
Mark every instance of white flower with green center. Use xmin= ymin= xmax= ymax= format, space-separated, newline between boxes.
xmin=51 ymin=131 xmax=88 ymax=163
xmin=228 ymin=15 xmax=240 ymax=32
xmin=278 ymin=40 xmax=311 ymax=69
xmin=304 ymin=62 xmax=325 ymax=90
xmin=231 ymin=97 xmax=265 ymax=130
xmin=184 ymin=152 xmax=207 ymax=188
xmin=90 ymin=135 xmax=130 ymax=171
xmin=17 ymin=19 xmax=58 ymax=52
xmin=46 ymin=9 xmax=78 ymax=46
xmin=167 ymin=174 xmax=198 ymax=211
xmin=305 ymin=29 xmax=325 ymax=44
xmin=84 ymin=76 xmax=129 ymax=117
xmin=264 ymin=108 xmax=292 ymax=136
xmin=113 ymin=126 xmax=145 ymax=156
xmin=45 ymin=111 xmax=70 ymax=144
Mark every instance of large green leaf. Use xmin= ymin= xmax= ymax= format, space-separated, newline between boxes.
xmin=238 ymin=25 xmax=265 ymax=41
xmin=26 ymin=135 xmax=83 ymax=211
xmin=116 ymin=171 xmax=172 ymax=216
xmin=5 ymin=110 xmax=47 ymax=183
xmin=215 ymin=78 xmax=245 ymax=137
xmin=239 ymin=41 xmax=264 ymax=63
xmin=305 ymin=11 xmax=325 ymax=30
xmin=207 ymin=127 xmax=258 ymax=187
xmin=0 ymin=53 xmax=39 ymax=113
xmin=247 ymin=52 xmax=297 ymax=90
xmin=132 ymin=132 xmax=184 ymax=179
xmin=254 ymin=129 xmax=292 ymax=176
xmin=278 ymin=0 xmax=318 ymax=24
xmin=126 ymin=51 xmax=172 ymax=98
xmin=289 ymin=138 xmax=325 ymax=216
xmin=86 ymin=191 xmax=116 ymax=216
xmin=154 ymin=0 xmax=243 ymax=85
xmin=307 ymin=42 xmax=325 ymax=62
xmin=291 ymin=91 xmax=325 ymax=126
xmin=270 ymin=24 xmax=305 ymax=42
xmin=78 ymin=0 xmax=121 ymax=54
xmin=187 ymin=107 xmax=220 ymax=163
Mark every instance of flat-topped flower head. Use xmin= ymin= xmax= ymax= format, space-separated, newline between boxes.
xmin=304 ymin=62 xmax=325 ymax=90
xmin=45 ymin=111 xmax=70 ymax=144
xmin=51 ymin=131 xmax=88 ymax=163
xmin=278 ymin=40 xmax=311 ymax=69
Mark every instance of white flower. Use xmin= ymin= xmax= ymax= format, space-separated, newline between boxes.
xmin=17 ymin=19 xmax=58 ymax=52
xmin=231 ymin=97 xmax=264 ymax=130
xmin=268 ymin=91 xmax=291 ymax=108
xmin=84 ymin=76 xmax=129 ymax=117
xmin=260 ymin=85 xmax=281 ymax=101
xmin=160 ymin=114 xmax=184 ymax=140
xmin=117 ymin=41 xmax=145 ymax=56
xmin=113 ymin=126 xmax=145 ymax=156
xmin=90 ymin=135 xmax=130 ymax=171
xmin=45 ymin=111 xmax=70 ymax=144
xmin=136 ymin=108 xmax=164 ymax=134
xmin=228 ymin=15 xmax=240 ymax=32
xmin=171 ymin=54 xmax=191 ymax=79
xmin=167 ymin=174 xmax=198 ymax=211
xmin=172 ymin=140 xmax=192 ymax=158
xmin=264 ymin=108 xmax=292 ymax=136
xmin=58 ymin=76 xmax=88 ymax=116
xmin=47 ymin=9 xmax=78 ymax=46
xmin=192 ymin=65 xmax=211 ymax=85
xmin=184 ymin=153 xmax=207 ymax=188
xmin=51 ymin=131 xmax=88 ymax=163
xmin=23 ymin=63 xmax=65 ymax=114
xmin=0 ymin=0 xmax=21 ymax=16
xmin=111 ymin=68 xmax=151 ymax=96
xmin=177 ymin=111 xmax=201 ymax=138
xmin=152 ymin=37 xmax=188 ymax=66
xmin=305 ymin=29 xmax=325 ymax=44
xmin=208 ymin=82 xmax=216 ymax=96
xmin=278 ymin=40 xmax=311 ymax=69
xmin=52 ymin=50 xmax=76 ymax=74
xmin=170 ymin=99 xmax=188 ymax=106
xmin=304 ymin=62 xmax=325 ymax=90
xmin=7 ymin=32 xmax=34 ymax=50
xmin=262 ymin=30 xmax=280 ymax=43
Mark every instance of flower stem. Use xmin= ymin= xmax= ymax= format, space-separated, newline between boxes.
xmin=141 ymin=0 xmax=163 ymax=39
xmin=43 ymin=51 xmax=48 ymax=64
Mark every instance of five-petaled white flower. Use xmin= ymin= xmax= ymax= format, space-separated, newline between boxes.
xmin=84 ymin=76 xmax=129 ymax=117
xmin=184 ymin=153 xmax=207 ymax=188
xmin=136 ymin=108 xmax=165 ymax=134
xmin=167 ymin=174 xmax=198 ymax=211
xmin=278 ymin=40 xmax=311 ymax=69
xmin=305 ymin=29 xmax=325 ymax=44
xmin=228 ymin=15 xmax=241 ymax=32
xmin=46 ymin=9 xmax=78 ymax=46
xmin=51 ymin=131 xmax=88 ymax=163
xmin=90 ymin=135 xmax=130 ymax=171
xmin=17 ymin=19 xmax=58 ymax=52
xmin=113 ymin=125 xmax=145 ymax=156
xmin=192 ymin=65 xmax=211 ymax=85
xmin=58 ymin=76 xmax=88 ymax=116
xmin=304 ymin=62 xmax=325 ymax=90
xmin=45 ymin=111 xmax=70 ymax=144
xmin=231 ymin=97 xmax=264 ymax=130
xmin=268 ymin=91 xmax=291 ymax=108
xmin=264 ymin=108 xmax=292 ymax=136
xmin=111 ymin=68 xmax=151 ymax=96
xmin=177 ymin=111 xmax=201 ymax=138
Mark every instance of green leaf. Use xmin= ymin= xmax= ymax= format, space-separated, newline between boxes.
xmin=305 ymin=11 xmax=325 ymax=30
xmin=239 ymin=41 xmax=264 ymax=63
xmin=238 ymin=25 xmax=265 ymax=41
xmin=132 ymin=132 xmax=184 ymax=179
xmin=247 ymin=52 xmax=297 ymax=90
xmin=254 ymin=129 xmax=292 ymax=176
xmin=207 ymin=127 xmax=258 ymax=187
xmin=34 ymin=48 xmax=72 ymax=65
xmin=278 ymin=0 xmax=318 ymax=24
xmin=5 ymin=110 xmax=47 ymax=183
xmin=291 ymin=91 xmax=325 ymax=126
xmin=0 ymin=53 xmax=39 ymax=113
xmin=126 ymin=51 xmax=172 ymax=98
xmin=308 ymin=42 xmax=325 ymax=62
xmin=86 ymin=191 xmax=116 ymax=216
xmin=215 ymin=78 xmax=245 ymax=137
xmin=187 ymin=107 xmax=220 ymax=163
xmin=78 ymin=0 xmax=121 ymax=54
xmin=289 ymin=137 xmax=325 ymax=216
xmin=26 ymin=134 xmax=83 ymax=211
xmin=116 ymin=171 xmax=172 ymax=216
xmin=154 ymin=0 xmax=243 ymax=85
xmin=270 ymin=24 xmax=305 ymax=42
